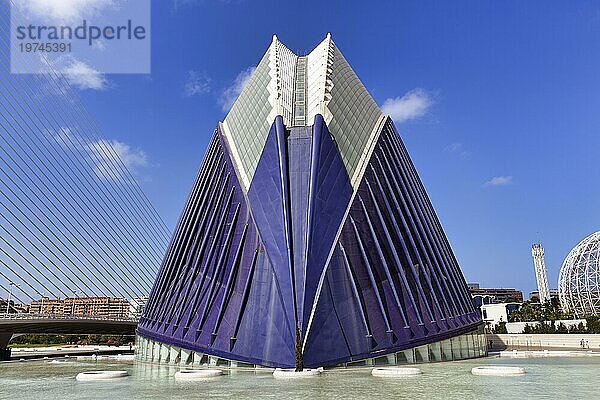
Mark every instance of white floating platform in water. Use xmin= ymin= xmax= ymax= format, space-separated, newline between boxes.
xmin=174 ymin=369 xmax=223 ymax=381
xmin=273 ymin=368 xmax=323 ymax=379
xmin=76 ymin=371 xmax=129 ymax=381
xmin=371 ymin=367 xmax=422 ymax=377
xmin=471 ymin=366 xmax=525 ymax=376
xmin=48 ymin=359 xmax=75 ymax=364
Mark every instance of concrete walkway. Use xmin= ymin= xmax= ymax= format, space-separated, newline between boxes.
xmin=490 ymin=349 xmax=600 ymax=358
xmin=487 ymin=333 xmax=600 ymax=351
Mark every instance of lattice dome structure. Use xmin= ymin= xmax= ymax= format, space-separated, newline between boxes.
xmin=558 ymin=231 xmax=600 ymax=315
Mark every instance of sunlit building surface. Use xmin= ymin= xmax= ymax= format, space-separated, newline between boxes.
xmin=532 ymin=244 xmax=551 ymax=304
xmin=29 ymin=297 xmax=131 ymax=319
xmin=129 ymin=296 xmax=149 ymax=319
xmin=137 ymin=35 xmax=483 ymax=369
xmin=559 ymin=231 xmax=600 ymax=316
xmin=468 ymin=284 xmax=524 ymax=305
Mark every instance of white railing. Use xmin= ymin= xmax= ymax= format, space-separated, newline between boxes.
xmin=0 ymin=313 xmax=138 ymax=323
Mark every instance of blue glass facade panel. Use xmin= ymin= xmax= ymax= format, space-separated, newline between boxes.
xmin=302 ymin=115 xmax=354 ymax=332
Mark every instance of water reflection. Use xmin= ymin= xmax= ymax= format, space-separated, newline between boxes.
xmin=0 ymin=356 xmax=598 ymax=400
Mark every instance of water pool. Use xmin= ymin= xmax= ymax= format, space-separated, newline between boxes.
xmin=0 ymin=356 xmax=598 ymax=400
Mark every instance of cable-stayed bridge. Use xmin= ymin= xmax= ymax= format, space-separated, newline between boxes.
xmin=0 ymin=2 xmax=170 ymax=356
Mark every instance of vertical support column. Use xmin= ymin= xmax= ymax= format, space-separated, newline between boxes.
xmin=170 ymin=346 xmax=179 ymax=365
xmin=0 ymin=333 xmax=12 ymax=361
xmin=430 ymin=341 xmax=442 ymax=361
xmin=180 ymin=348 xmax=191 ymax=366
xmin=402 ymin=348 xmax=415 ymax=364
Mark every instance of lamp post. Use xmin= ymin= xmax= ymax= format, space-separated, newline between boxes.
xmin=5 ymin=286 xmax=10 ymax=316
xmin=71 ymin=290 xmax=78 ymax=316
xmin=6 ymin=282 xmax=17 ymax=315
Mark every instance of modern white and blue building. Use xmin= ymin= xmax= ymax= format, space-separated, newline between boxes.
xmin=137 ymin=35 xmax=485 ymax=369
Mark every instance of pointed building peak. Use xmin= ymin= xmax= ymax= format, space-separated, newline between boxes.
xmin=266 ymin=34 xmax=333 ymax=58
xmin=223 ymin=35 xmax=384 ymax=190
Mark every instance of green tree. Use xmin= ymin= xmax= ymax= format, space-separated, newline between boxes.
xmin=509 ymin=300 xmax=573 ymax=323
xmin=494 ymin=322 xmax=508 ymax=334
xmin=508 ymin=301 xmax=542 ymax=322
xmin=585 ymin=316 xmax=600 ymax=333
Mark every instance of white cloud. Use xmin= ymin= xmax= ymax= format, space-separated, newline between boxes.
xmin=60 ymin=57 xmax=108 ymax=90
xmin=219 ymin=66 xmax=255 ymax=112
xmin=42 ymin=55 xmax=108 ymax=91
xmin=444 ymin=142 xmax=469 ymax=158
xmin=484 ymin=176 xmax=513 ymax=187
xmin=15 ymin=0 xmax=116 ymax=22
xmin=381 ymin=88 xmax=434 ymax=123
xmin=88 ymin=139 xmax=148 ymax=183
xmin=445 ymin=143 xmax=463 ymax=153
xmin=53 ymin=127 xmax=149 ymax=184
xmin=15 ymin=2 xmax=115 ymax=90
xmin=92 ymin=40 xmax=107 ymax=51
xmin=53 ymin=127 xmax=77 ymax=147
xmin=184 ymin=71 xmax=211 ymax=97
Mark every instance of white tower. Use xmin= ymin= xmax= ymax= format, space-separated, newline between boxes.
xmin=532 ymin=244 xmax=551 ymax=304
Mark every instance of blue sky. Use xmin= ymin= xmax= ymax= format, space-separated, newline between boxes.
xmin=20 ymin=1 xmax=600 ymax=296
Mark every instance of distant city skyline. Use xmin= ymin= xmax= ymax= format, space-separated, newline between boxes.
xmin=4 ymin=1 xmax=599 ymax=297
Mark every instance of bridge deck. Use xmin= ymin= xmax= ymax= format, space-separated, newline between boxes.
xmin=0 ymin=314 xmax=137 ymax=335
